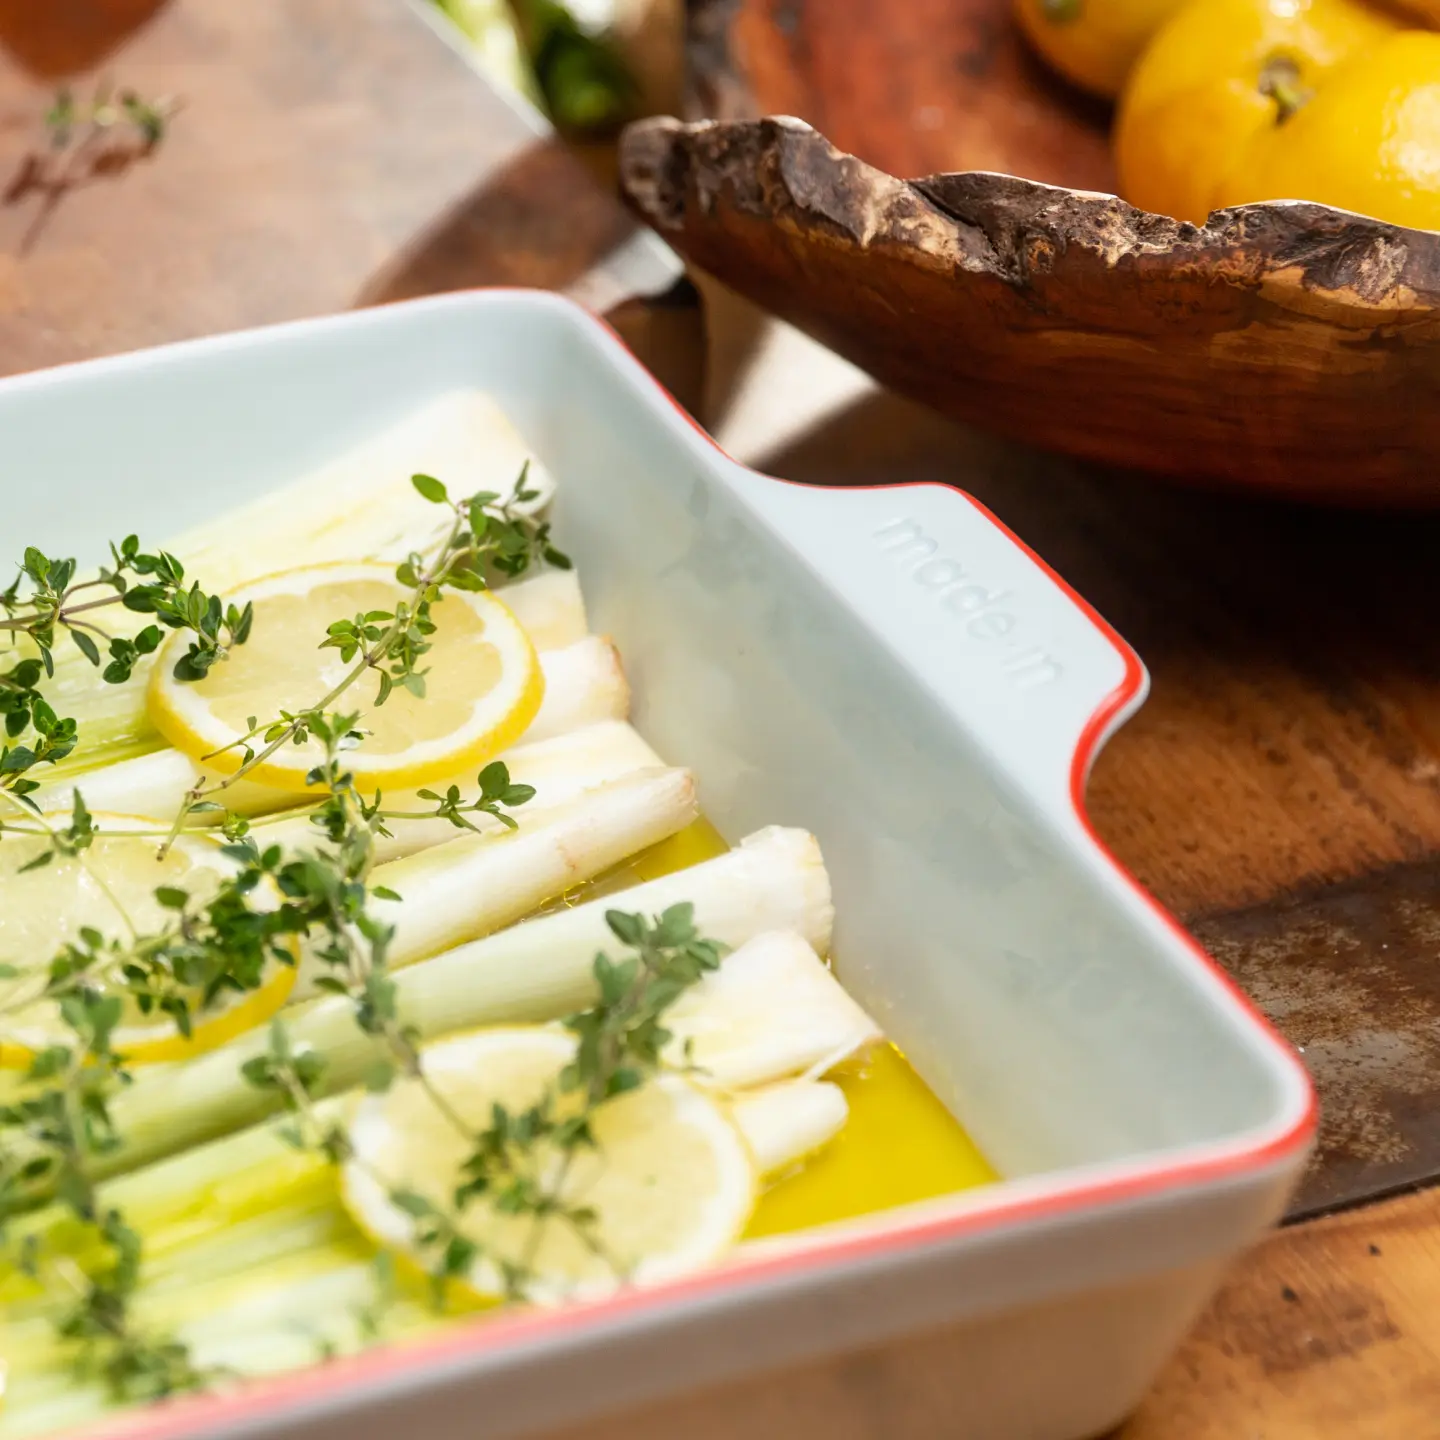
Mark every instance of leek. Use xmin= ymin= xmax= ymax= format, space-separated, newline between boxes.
xmin=663 ymin=930 xmax=881 ymax=1089
xmin=521 ymin=634 xmax=629 ymax=742
xmin=165 ymin=390 xmax=557 ymax=587
xmin=372 ymin=766 xmax=698 ymax=970
xmin=32 ymin=637 xmax=633 ymax=830
xmin=83 ymin=827 xmax=833 ymax=1183
xmin=730 ymin=1080 xmax=848 ymax=1175
xmin=7 ymin=1074 xmax=844 ymax=1297
xmin=32 ymin=383 xmax=575 ymax=784
xmin=280 ymin=719 xmax=664 ymax=866
xmin=36 ymin=562 xmax=587 ymax=786
xmin=4 ymin=1070 xmax=849 ymax=1435
xmin=498 ymin=568 xmax=588 ymax=651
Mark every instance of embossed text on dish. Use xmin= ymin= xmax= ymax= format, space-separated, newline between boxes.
xmin=872 ymin=519 xmax=1061 ymax=688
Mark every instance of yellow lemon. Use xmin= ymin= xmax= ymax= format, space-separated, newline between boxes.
xmin=1115 ymin=0 xmax=1409 ymax=225
xmin=342 ymin=1027 xmax=757 ymax=1305
xmin=1014 ymin=0 xmax=1189 ymax=98
xmin=0 ymin=818 xmax=295 ymax=1067
xmin=1216 ymin=31 xmax=1440 ymax=231
xmin=148 ymin=563 xmax=543 ymax=795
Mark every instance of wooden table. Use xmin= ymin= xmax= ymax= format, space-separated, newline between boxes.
xmin=589 ymin=1 xmax=1440 ymax=1435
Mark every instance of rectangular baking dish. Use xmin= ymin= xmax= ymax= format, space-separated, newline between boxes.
xmin=0 ymin=289 xmax=1315 ymax=1440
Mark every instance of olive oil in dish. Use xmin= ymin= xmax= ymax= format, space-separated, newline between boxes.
xmin=613 ymin=821 xmax=998 ymax=1237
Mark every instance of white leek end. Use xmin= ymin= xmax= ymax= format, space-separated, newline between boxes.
xmin=665 ymin=931 xmax=881 ymax=1090
xmin=522 ymin=635 xmax=629 ymax=742
xmin=391 ymin=827 xmax=834 ymax=1035
xmin=97 ymin=827 xmax=833 ymax=1180
xmin=730 ymin=1080 xmax=849 ymax=1175
xmin=374 ymin=766 xmax=698 ymax=970
xmin=500 ymin=568 xmax=588 ymax=651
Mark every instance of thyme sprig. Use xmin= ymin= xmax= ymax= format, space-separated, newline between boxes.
xmin=0 ymin=538 xmax=251 ymax=681
xmin=456 ymin=903 xmax=724 ymax=1294
xmin=46 ymin=82 xmax=179 ymax=152
xmin=162 ymin=471 xmax=563 ymax=850
xmin=0 ymin=923 xmax=219 ymax=1400
xmin=0 ymin=464 xmax=682 ymax=1400
xmin=0 ymin=538 xmax=251 ymax=797
xmin=246 ymin=901 xmax=724 ymax=1303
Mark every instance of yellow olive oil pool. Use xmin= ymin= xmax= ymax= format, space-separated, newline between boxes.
xmin=608 ymin=820 xmax=997 ymax=1236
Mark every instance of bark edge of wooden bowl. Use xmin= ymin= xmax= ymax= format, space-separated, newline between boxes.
xmin=618 ymin=114 xmax=1440 ymax=504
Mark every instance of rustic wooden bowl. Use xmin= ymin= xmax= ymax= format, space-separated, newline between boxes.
xmin=616 ymin=113 xmax=1440 ymax=504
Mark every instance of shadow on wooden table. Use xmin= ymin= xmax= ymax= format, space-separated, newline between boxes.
xmin=0 ymin=0 xmax=170 ymax=79
xmin=358 ymin=137 xmax=637 ymax=305
xmin=354 ymin=134 xmax=705 ymax=417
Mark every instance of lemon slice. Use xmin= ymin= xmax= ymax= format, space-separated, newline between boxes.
xmin=342 ymin=1028 xmax=757 ymax=1305
xmin=0 ymin=816 xmax=296 ymax=1067
xmin=148 ymin=562 xmax=544 ymax=794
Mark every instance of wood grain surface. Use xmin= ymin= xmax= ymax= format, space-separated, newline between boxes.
xmin=1123 ymin=1186 xmax=1440 ymax=1438
xmin=0 ymin=0 xmax=671 ymax=375
xmin=619 ymin=115 xmax=1440 ymax=500
xmin=686 ymin=0 xmax=1114 ymax=190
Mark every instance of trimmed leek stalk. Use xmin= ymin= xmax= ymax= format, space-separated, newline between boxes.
xmin=372 ymin=766 xmax=698 ymax=970
xmin=277 ymin=719 xmax=663 ymax=866
xmin=88 ymin=827 xmax=833 ymax=1182
xmin=663 ymin=931 xmax=881 ymax=1089
xmin=32 ymin=642 xmax=637 ymax=835
xmin=32 ymin=746 xmax=297 ymax=820
xmin=499 ymin=568 xmax=588 ymax=651
xmin=521 ymin=634 xmax=629 ymax=742
xmin=3 ymin=1077 xmax=847 ymax=1435
xmin=6 ymin=1077 xmax=845 ymax=1301
xmin=167 ymin=391 xmax=557 ymax=587
xmin=35 ymin=560 xmax=586 ymax=785
xmin=730 ymin=1080 xmax=849 ymax=1174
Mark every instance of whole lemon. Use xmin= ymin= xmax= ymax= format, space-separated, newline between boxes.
xmin=1114 ymin=0 xmax=1403 ymax=225
xmin=1013 ymin=0 xmax=1188 ymax=99
xmin=1215 ymin=31 xmax=1440 ymax=230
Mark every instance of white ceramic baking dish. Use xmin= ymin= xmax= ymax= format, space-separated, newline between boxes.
xmin=0 ymin=290 xmax=1315 ymax=1440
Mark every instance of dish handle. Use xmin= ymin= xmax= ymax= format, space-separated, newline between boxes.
xmin=726 ymin=469 xmax=1149 ymax=816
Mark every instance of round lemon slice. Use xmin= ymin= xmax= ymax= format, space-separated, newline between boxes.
xmin=342 ymin=1028 xmax=757 ymax=1305
xmin=0 ymin=816 xmax=296 ymax=1068
xmin=147 ymin=562 xmax=544 ymax=794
